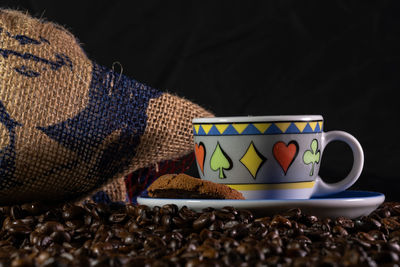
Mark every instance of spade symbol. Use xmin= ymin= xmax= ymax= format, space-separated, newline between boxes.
xmin=210 ymin=142 xmax=232 ymax=179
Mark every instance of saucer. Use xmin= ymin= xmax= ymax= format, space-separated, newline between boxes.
xmin=136 ymin=190 xmax=385 ymax=219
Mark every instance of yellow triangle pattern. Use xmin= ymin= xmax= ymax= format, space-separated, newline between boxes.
xmin=294 ymin=122 xmax=307 ymax=132
xmin=194 ymin=125 xmax=200 ymax=135
xmin=309 ymin=122 xmax=317 ymax=131
xmin=201 ymin=124 xmax=213 ymax=134
xmin=193 ymin=121 xmax=323 ymax=135
xmin=232 ymin=123 xmax=249 ymax=134
xmin=215 ymin=124 xmax=229 ymax=134
xmin=275 ymin=122 xmax=291 ymax=133
xmin=253 ymin=123 xmax=271 ymax=134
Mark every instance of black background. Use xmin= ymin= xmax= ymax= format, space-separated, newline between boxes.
xmin=1 ymin=1 xmax=399 ymax=200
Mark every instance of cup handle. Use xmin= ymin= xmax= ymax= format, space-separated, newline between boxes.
xmin=312 ymin=131 xmax=364 ymax=197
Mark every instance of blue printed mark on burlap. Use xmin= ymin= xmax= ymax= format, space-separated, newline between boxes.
xmin=0 ymin=27 xmax=50 ymax=45
xmin=37 ymin=63 xmax=163 ymax=188
xmin=0 ymin=48 xmax=73 ymax=78
xmin=0 ymin=29 xmax=72 ymax=78
xmin=0 ymin=101 xmax=22 ymax=189
xmin=14 ymin=65 xmax=40 ymax=77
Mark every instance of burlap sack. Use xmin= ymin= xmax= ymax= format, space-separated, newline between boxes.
xmin=0 ymin=9 xmax=213 ymax=205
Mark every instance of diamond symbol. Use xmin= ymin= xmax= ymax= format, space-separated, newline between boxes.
xmin=240 ymin=141 xmax=266 ymax=179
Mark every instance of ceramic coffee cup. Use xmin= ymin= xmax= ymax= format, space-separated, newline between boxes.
xmin=192 ymin=115 xmax=364 ymax=199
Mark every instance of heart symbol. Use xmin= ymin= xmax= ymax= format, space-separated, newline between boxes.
xmin=273 ymin=141 xmax=298 ymax=175
xmin=195 ymin=142 xmax=206 ymax=175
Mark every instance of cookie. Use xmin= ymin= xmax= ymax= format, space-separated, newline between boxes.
xmin=147 ymin=174 xmax=245 ymax=200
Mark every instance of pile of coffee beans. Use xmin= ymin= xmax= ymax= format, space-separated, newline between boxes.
xmin=0 ymin=201 xmax=399 ymax=266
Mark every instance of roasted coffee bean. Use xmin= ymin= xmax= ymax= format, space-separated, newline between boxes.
xmin=112 ymin=224 xmax=128 ymax=237
xmin=65 ymin=220 xmax=83 ymax=230
xmin=215 ymin=210 xmax=235 ymax=221
xmin=209 ymin=220 xmax=224 ymax=231
xmin=389 ymin=229 xmax=400 ymax=240
xmin=40 ymin=235 xmax=53 ymax=247
xmin=20 ymin=202 xmax=43 ymax=216
xmin=91 ymin=241 xmax=114 ymax=257
xmin=295 ymin=235 xmax=312 ymax=246
xmin=392 ymin=207 xmax=400 ymax=217
xmin=335 ymin=216 xmax=355 ymax=229
xmin=11 ymin=257 xmax=33 ymax=267
xmin=199 ymin=228 xmax=213 ymax=241
xmin=125 ymin=204 xmax=136 ymax=216
xmin=10 ymin=206 xmax=25 ymax=220
xmin=144 ymin=235 xmax=166 ymax=249
xmin=1 ymin=216 xmax=12 ymax=230
xmin=355 ymin=217 xmax=382 ymax=232
xmin=171 ymin=216 xmax=185 ymax=227
xmin=368 ymin=229 xmax=386 ymax=241
xmin=203 ymin=237 xmax=221 ymax=249
xmin=249 ymin=224 xmax=268 ymax=239
xmin=265 ymin=229 xmax=280 ymax=240
xmin=136 ymin=212 xmax=152 ymax=226
xmin=281 ymin=208 xmax=302 ymax=220
xmin=193 ymin=212 xmax=215 ymax=230
xmin=82 ymin=214 xmax=92 ymax=226
xmin=386 ymin=241 xmax=400 ymax=253
xmin=371 ymin=250 xmax=400 ymax=263
xmin=38 ymin=221 xmax=64 ymax=235
xmin=0 ymin=206 xmax=10 ymax=216
xmin=268 ymin=240 xmax=283 ymax=255
xmin=221 ymin=206 xmax=238 ymax=216
xmin=377 ymin=207 xmax=391 ymax=218
xmin=271 ymin=215 xmax=292 ymax=228
xmin=318 ymin=256 xmax=340 ymax=267
xmin=223 ymin=220 xmax=239 ymax=230
xmin=202 ymin=247 xmax=219 ymax=259
xmin=62 ymin=205 xmax=86 ymax=221
xmin=303 ymin=229 xmax=331 ymax=242
xmin=7 ymin=225 xmax=31 ymax=235
xmin=135 ymin=205 xmax=150 ymax=217
xmin=352 ymin=237 xmax=372 ymax=248
xmin=50 ymin=231 xmax=71 ymax=243
xmin=382 ymin=217 xmax=400 ymax=230
xmin=109 ymin=213 xmax=127 ymax=223
xmin=332 ymin=225 xmax=348 ymax=236
xmin=356 ymin=232 xmax=375 ymax=243
xmin=160 ymin=204 xmax=178 ymax=215
xmin=35 ymin=251 xmax=51 ymax=265
xmin=94 ymin=203 xmax=111 ymax=217
xmin=179 ymin=206 xmax=198 ymax=221
xmin=286 ymin=248 xmax=307 ymax=258
xmin=161 ymin=215 xmax=172 ymax=227
xmin=238 ymin=210 xmax=253 ymax=223
xmin=301 ymin=215 xmax=318 ymax=226
xmin=286 ymin=241 xmax=301 ymax=250
xmin=227 ymin=223 xmax=249 ymax=239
